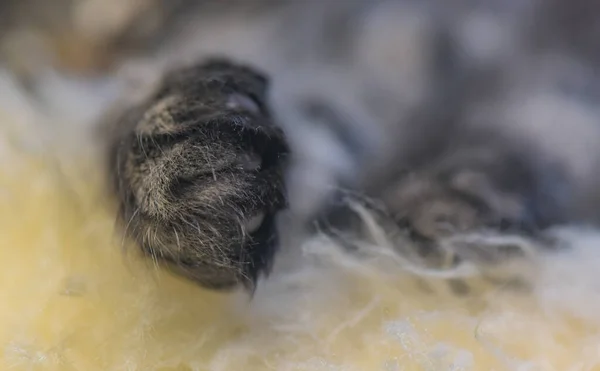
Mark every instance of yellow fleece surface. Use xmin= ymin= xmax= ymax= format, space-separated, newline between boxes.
xmin=2 ymin=105 xmax=600 ymax=371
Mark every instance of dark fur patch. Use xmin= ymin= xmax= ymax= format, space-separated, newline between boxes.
xmin=107 ymin=59 xmax=288 ymax=289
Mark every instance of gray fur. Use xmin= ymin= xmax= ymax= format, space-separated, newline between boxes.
xmin=107 ymin=60 xmax=288 ymax=289
xmin=96 ymin=0 xmax=600 ymax=290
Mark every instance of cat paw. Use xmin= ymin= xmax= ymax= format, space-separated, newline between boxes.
xmin=381 ymin=138 xmax=571 ymax=265
xmin=107 ymin=59 xmax=289 ymax=290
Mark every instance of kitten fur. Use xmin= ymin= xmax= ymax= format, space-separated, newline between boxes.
xmin=11 ymin=0 xmax=599 ymax=290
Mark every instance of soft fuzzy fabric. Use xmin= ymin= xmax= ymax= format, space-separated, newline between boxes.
xmin=2 ymin=70 xmax=600 ymax=371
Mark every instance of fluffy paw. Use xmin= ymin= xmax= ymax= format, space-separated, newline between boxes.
xmin=381 ymin=132 xmax=571 ymax=265
xmin=316 ymin=127 xmax=572 ymax=274
xmin=108 ymin=59 xmax=288 ymax=290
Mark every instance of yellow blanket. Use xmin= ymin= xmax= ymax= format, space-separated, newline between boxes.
xmin=1 ymin=77 xmax=599 ymax=371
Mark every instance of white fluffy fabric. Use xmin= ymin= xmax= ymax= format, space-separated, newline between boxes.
xmin=1 ymin=68 xmax=600 ymax=371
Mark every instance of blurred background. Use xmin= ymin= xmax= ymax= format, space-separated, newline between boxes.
xmin=1 ymin=0 xmax=180 ymax=78
xmin=0 ymin=0 xmax=210 ymax=153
